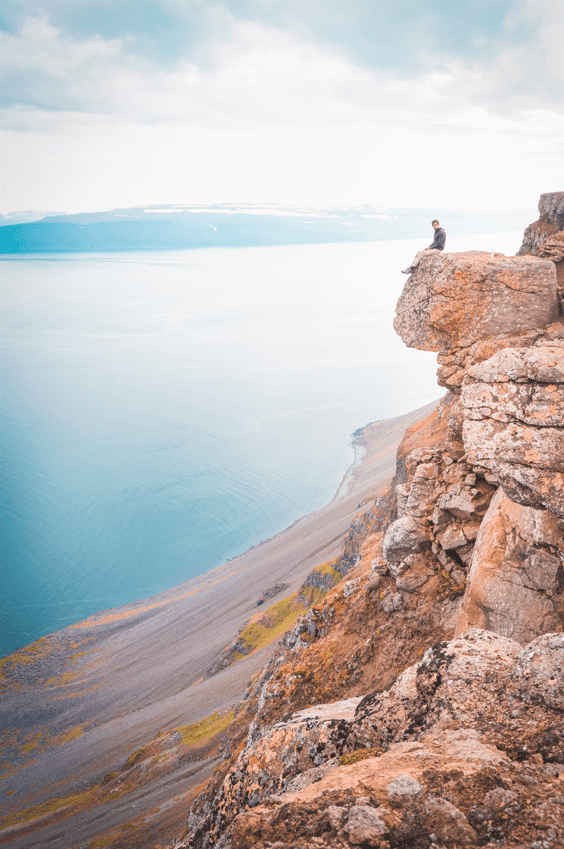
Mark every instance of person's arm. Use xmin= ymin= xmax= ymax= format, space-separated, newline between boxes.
xmin=428 ymin=229 xmax=446 ymax=250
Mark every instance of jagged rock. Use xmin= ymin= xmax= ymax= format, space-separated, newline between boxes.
xmin=518 ymin=192 xmax=564 ymax=258
xmin=435 ymin=523 xmax=468 ymax=550
xmin=394 ymin=251 xmax=559 ymax=353
xmin=436 ymin=479 xmax=494 ymax=521
xmin=208 ymin=697 xmax=360 ymax=828
xmin=370 ymin=556 xmax=387 ymax=575
xmin=182 ymin=630 xmax=564 ymax=848
xmin=350 ymin=629 xmax=522 ymax=752
xmin=391 ymin=553 xmax=433 ymax=593
xmin=405 ymin=475 xmax=439 ymax=518
xmin=455 ymin=489 xmax=564 ymax=645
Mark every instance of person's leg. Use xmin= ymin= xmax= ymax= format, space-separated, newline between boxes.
xmin=411 ymin=250 xmax=428 ymax=267
xmin=401 ymin=250 xmax=426 ymax=273
xmin=401 ymin=249 xmax=441 ymax=274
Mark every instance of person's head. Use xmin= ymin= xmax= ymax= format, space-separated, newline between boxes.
xmin=432 ymin=219 xmax=440 ymax=229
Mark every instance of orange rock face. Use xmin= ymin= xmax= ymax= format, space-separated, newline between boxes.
xmin=394 ymin=251 xmax=558 ymax=353
xmin=455 ymin=489 xmax=564 ymax=645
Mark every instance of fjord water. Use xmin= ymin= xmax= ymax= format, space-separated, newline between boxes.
xmin=1 ymin=233 xmax=521 ymax=656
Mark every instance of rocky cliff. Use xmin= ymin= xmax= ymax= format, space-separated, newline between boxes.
xmin=173 ymin=195 xmax=564 ymax=849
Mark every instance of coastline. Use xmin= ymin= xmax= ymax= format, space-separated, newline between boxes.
xmin=0 ymin=398 xmax=440 ymax=849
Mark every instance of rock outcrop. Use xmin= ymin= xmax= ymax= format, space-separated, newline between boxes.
xmin=518 ymin=190 xmax=564 ymax=294
xmin=389 ymin=223 xmax=564 ymax=645
xmin=172 ymin=195 xmax=564 ymax=849
xmin=183 ymin=629 xmax=564 ymax=849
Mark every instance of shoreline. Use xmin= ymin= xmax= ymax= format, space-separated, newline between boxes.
xmin=57 ymin=400 xmax=440 ymax=629
xmin=0 ymin=399 xmax=440 ymax=849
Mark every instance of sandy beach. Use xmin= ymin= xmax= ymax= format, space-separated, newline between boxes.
xmin=0 ymin=398 xmax=439 ymax=849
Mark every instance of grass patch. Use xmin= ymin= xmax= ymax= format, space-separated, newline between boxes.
xmin=313 ymin=560 xmax=342 ymax=581
xmin=44 ymin=669 xmax=77 ymax=687
xmin=339 ymin=747 xmax=383 ymax=766
xmin=90 ymin=838 xmax=114 ymax=849
xmin=56 ymin=724 xmax=85 ymax=745
xmin=123 ymin=746 xmax=146 ymax=770
xmin=300 ymin=586 xmax=327 ymax=607
xmin=177 ymin=709 xmax=235 ymax=747
xmin=237 ymin=592 xmax=306 ymax=655
xmin=0 ymin=786 xmax=99 ymax=829
xmin=104 ymin=782 xmax=133 ymax=803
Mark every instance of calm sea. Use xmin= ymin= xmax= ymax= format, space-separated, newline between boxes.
xmin=0 ymin=232 xmax=522 ymax=655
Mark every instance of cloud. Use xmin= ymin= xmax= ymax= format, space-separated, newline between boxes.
xmin=0 ymin=1 xmax=562 ymax=214
xmin=2 ymin=0 xmax=562 ymax=127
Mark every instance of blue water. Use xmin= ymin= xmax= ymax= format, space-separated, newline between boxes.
xmin=0 ymin=233 xmax=522 ymax=656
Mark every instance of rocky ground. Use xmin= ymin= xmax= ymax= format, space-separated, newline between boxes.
xmin=173 ymin=192 xmax=564 ymax=849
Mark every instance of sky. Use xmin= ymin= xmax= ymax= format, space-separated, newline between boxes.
xmin=1 ymin=0 xmax=563 ymax=215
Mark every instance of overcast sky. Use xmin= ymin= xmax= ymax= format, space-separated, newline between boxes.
xmin=1 ymin=0 xmax=562 ymax=214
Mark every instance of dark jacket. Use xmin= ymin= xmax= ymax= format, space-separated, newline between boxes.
xmin=429 ymin=227 xmax=446 ymax=251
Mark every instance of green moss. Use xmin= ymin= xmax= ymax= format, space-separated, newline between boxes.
xmin=176 ymin=709 xmax=235 ymax=747
xmin=301 ymin=586 xmax=327 ymax=607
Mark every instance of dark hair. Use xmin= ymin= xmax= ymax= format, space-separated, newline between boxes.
xmin=432 ymin=219 xmax=439 ymax=225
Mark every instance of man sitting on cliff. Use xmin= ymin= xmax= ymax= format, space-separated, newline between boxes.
xmin=401 ymin=220 xmax=446 ymax=273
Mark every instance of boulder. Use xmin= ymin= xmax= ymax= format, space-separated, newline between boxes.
xmin=382 ymin=516 xmax=431 ymax=562
xmin=512 ymin=632 xmax=564 ymax=710
xmin=343 ymin=805 xmax=387 ymax=845
xmin=394 ymin=251 xmax=558 ymax=353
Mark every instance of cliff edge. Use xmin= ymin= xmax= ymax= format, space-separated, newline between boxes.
xmin=177 ymin=195 xmax=564 ymax=849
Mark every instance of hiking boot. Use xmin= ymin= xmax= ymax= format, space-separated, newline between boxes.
xmin=401 ymin=267 xmax=414 ymax=274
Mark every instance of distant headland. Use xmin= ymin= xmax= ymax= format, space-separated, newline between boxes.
xmin=0 ymin=202 xmax=533 ymax=253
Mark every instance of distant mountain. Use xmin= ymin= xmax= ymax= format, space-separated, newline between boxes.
xmin=0 ymin=203 xmax=534 ymax=254
xmin=0 ymin=210 xmax=67 ymax=226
